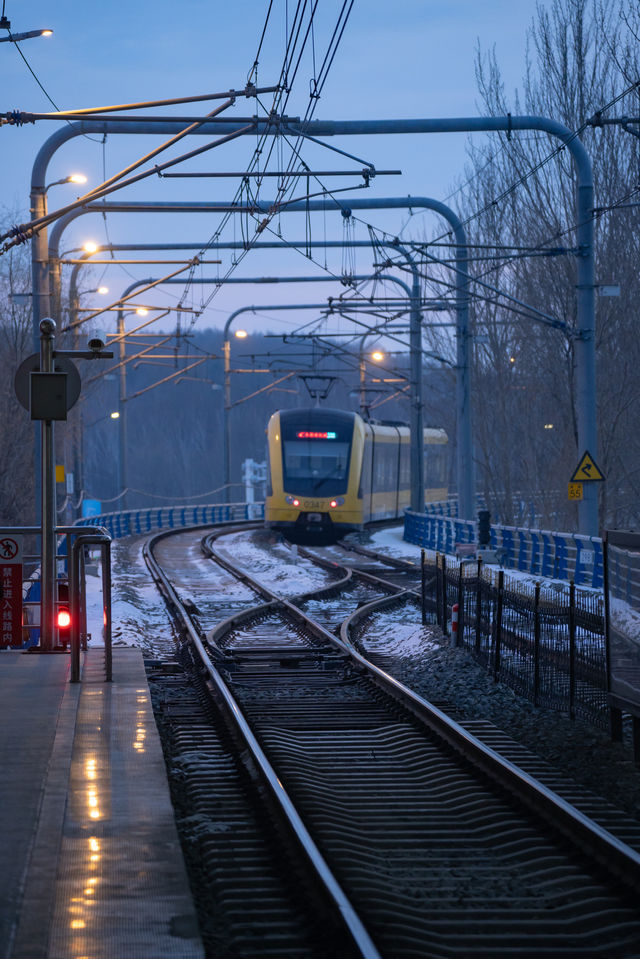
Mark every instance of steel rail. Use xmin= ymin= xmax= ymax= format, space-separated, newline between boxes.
xmin=143 ymin=524 xmax=382 ymax=959
xmin=201 ymin=526 xmax=640 ymax=897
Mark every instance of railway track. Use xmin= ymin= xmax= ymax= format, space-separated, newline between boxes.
xmin=143 ymin=523 xmax=640 ymax=957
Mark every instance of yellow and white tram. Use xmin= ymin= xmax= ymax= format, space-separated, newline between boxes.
xmin=265 ymin=408 xmax=447 ymax=541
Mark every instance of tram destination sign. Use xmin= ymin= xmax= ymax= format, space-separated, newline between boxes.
xmin=0 ymin=535 xmax=23 ymax=648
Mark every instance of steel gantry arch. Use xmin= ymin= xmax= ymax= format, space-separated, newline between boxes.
xmin=48 ymin=195 xmax=473 ymax=518
xmin=29 ymin=113 xmax=596 ymax=532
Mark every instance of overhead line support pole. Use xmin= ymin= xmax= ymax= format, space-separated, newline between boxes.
xmin=32 ymin=113 xmax=595 ymax=531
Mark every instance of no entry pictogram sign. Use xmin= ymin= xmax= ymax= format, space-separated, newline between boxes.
xmin=0 ymin=536 xmax=23 ymax=648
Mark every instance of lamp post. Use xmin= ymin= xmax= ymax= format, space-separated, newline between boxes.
xmin=114 ymin=308 xmax=149 ymax=512
xmin=222 ymin=326 xmax=249 ymax=504
xmin=358 ymin=334 xmax=385 ymax=416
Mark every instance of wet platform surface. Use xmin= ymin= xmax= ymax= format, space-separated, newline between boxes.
xmin=0 ymin=648 xmax=204 ymax=959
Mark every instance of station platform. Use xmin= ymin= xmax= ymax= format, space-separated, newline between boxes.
xmin=0 ymin=647 xmax=204 ymax=959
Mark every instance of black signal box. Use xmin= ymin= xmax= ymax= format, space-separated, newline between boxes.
xmin=30 ymin=372 xmax=68 ymax=421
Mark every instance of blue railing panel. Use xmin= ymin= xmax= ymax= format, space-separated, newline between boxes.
xmin=76 ymin=502 xmax=266 ymax=541
xmin=404 ymin=506 xmax=604 ymax=590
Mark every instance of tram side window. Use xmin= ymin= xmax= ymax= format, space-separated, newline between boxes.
xmin=425 ymin=445 xmax=447 ymax=487
xmin=359 ymin=437 xmax=372 ymax=498
xmin=400 ymin=442 xmax=410 ymax=488
xmin=373 ymin=443 xmax=398 ymax=493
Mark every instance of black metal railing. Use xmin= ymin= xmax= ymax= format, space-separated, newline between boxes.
xmin=421 ymin=552 xmax=607 ymax=729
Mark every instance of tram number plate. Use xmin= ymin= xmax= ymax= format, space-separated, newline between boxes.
xmin=307 ymin=513 xmax=322 ymax=522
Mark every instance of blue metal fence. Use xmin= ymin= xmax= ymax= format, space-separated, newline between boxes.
xmin=77 ymin=502 xmax=265 ymax=540
xmin=404 ymin=508 xmax=603 ymax=589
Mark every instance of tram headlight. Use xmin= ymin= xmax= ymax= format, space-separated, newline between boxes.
xmin=329 ymin=497 xmax=345 ymax=508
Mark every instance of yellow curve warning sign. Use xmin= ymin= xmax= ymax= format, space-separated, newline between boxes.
xmin=571 ymin=451 xmax=605 ymax=482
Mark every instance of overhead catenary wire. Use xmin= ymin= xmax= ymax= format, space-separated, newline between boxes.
xmin=23 ymin=6 xmax=640 ymax=359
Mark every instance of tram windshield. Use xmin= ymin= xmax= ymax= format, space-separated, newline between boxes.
xmin=282 ymin=438 xmax=351 ymax=496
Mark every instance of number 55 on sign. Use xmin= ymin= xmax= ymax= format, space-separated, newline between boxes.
xmin=568 ymin=482 xmax=583 ymax=501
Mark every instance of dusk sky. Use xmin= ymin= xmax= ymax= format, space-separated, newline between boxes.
xmin=0 ymin=1 xmax=546 ymax=335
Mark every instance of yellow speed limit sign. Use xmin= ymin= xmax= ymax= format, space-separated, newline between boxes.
xmin=568 ymin=482 xmax=583 ymax=500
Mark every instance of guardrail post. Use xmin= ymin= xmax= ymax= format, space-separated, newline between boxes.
xmin=493 ymin=570 xmax=504 ymax=682
xmin=568 ymin=579 xmax=576 ymax=720
xmin=475 ymin=557 xmax=482 ymax=653
xmin=441 ymin=554 xmax=448 ymax=636
xmin=456 ymin=562 xmax=464 ymax=647
xmin=70 ymin=530 xmax=112 ymax=683
xmin=70 ymin=537 xmax=82 ymax=682
xmin=102 ymin=542 xmax=112 ymax=682
xmin=421 ymin=549 xmax=427 ymax=625
xmin=533 ymin=582 xmax=541 ymax=706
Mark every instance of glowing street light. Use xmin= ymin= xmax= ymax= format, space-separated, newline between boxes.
xmin=83 ymin=241 xmax=99 ymax=254
xmin=0 ymin=18 xmax=54 ymax=43
xmin=45 ymin=173 xmax=88 ymax=193
xmin=234 ymin=329 xmax=248 ymax=339
xmin=135 ymin=308 xmax=148 ymax=316
xmin=77 ymin=286 xmax=109 ymax=298
xmin=371 ymin=350 xmax=385 ymax=362
xmin=110 ymin=411 xmax=120 ymax=420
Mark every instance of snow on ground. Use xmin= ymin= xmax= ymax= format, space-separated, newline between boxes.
xmin=82 ymin=525 xmax=603 ymax=657
xmin=365 ymin=607 xmax=440 ymax=657
xmin=368 ymin=526 xmax=602 ymax=600
xmin=176 ymin=539 xmax=257 ymax=604
xmin=214 ymin=530 xmax=330 ymax=596
xmin=84 ymin=539 xmax=171 ymax=651
xmin=368 ymin=526 xmax=424 ymax=562
xmin=84 ymin=529 xmax=332 ymax=652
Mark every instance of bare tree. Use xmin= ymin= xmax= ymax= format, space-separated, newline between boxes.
xmin=446 ymin=0 xmax=640 ymax=529
xmin=0 ymin=222 xmax=35 ymax=525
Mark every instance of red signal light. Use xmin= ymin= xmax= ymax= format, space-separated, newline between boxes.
xmin=57 ymin=608 xmax=71 ymax=630
xmin=292 ymin=498 xmax=300 ymax=507
xmin=330 ymin=500 xmax=338 ymax=508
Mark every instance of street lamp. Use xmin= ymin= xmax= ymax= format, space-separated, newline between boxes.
xmin=45 ymin=173 xmax=87 ymax=193
xmin=0 ymin=18 xmax=53 ymax=42
xmin=223 ymin=325 xmax=250 ymax=503
xmin=358 ymin=338 xmax=386 ymax=416
xmin=78 ymin=286 xmax=109 ymax=297
xmin=69 ymin=287 xmax=110 ymax=342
